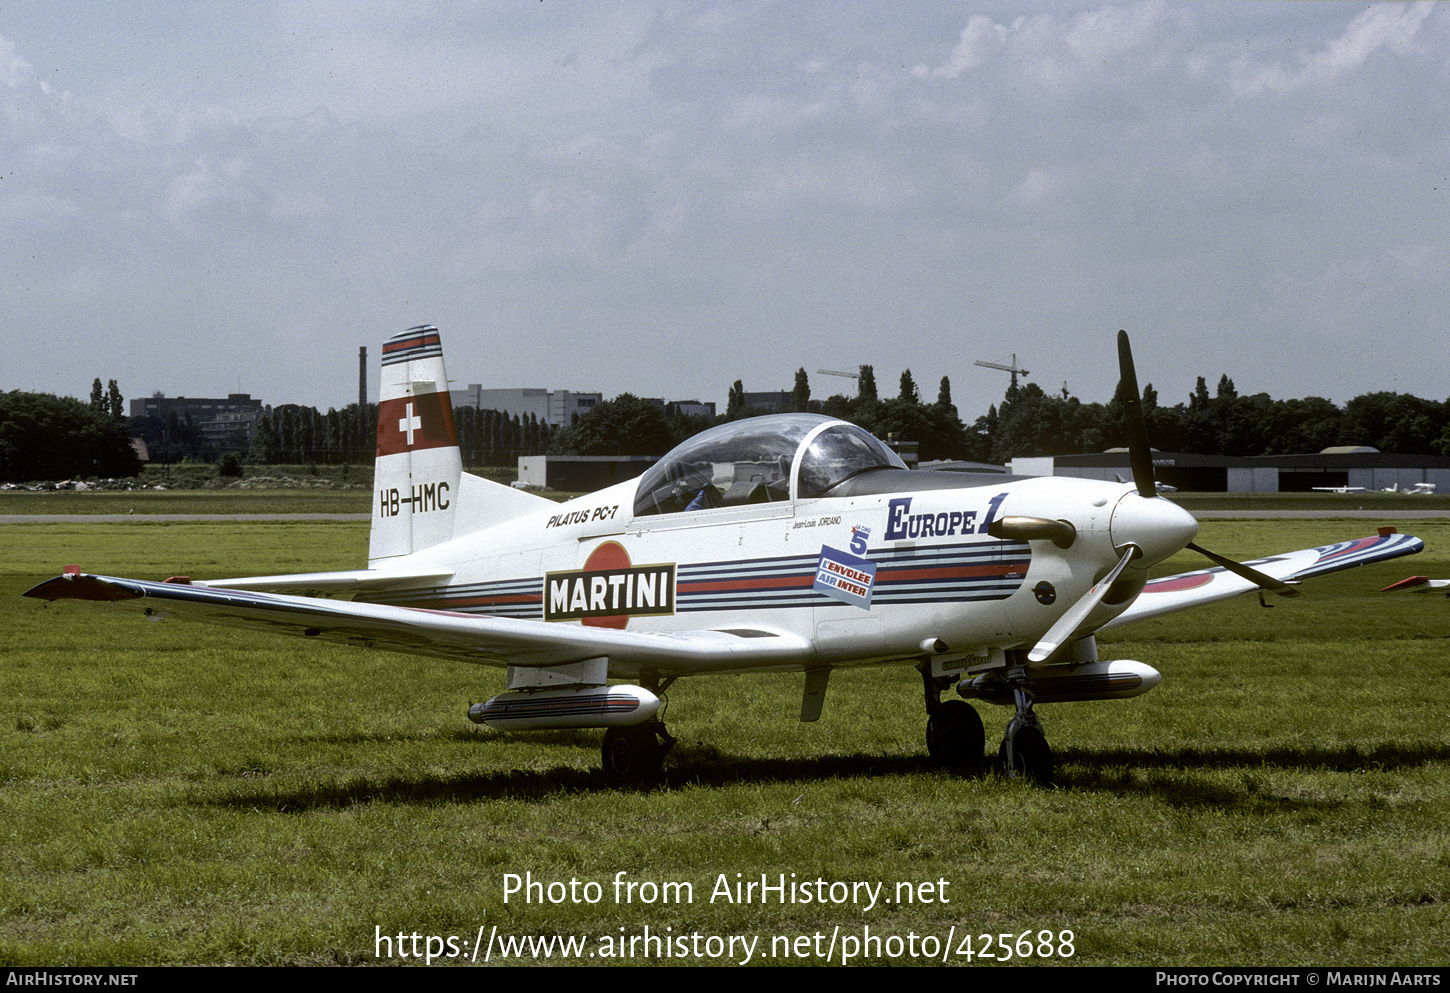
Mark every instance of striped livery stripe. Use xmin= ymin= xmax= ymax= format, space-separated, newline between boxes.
xmin=366 ymin=578 xmax=543 ymax=617
xmin=676 ymin=553 xmax=820 ymax=611
xmin=676 ymin=540 xmax=1031 ymax=612
xmin=872 ymin=540 xmax=1032 ymax=604
xmin=362 ymin=540 xmax=1032 ymax=618
xmin=381 ymin=325 xmax=444 ymax=367
xmin=1291 ymin=532 xmax=1425 ymax=581
xmin=475 ymin=692 xmax=645 ymax=721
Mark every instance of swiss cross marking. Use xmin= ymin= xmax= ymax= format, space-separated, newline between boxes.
xmin=399 ymin=402 xmax=423 ymax=445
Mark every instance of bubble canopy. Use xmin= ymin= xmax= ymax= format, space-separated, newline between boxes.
xmin=631 ymin=414 xmax=906 ymax=518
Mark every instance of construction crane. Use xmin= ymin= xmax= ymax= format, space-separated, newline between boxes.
xmin=816 ymin=368 xmax=859 ymax=396
xmin=974 ymin=354 xmax=1029 ymax=389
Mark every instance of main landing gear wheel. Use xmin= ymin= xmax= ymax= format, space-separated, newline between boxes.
xmin=926 ymin=700 xmax=985 ymax=772
xmin=601 ymin=722 xmax=668 ymax=786
xmin=1000 ymin=718 xmax=1054 ymax=785
xmin=918 ymin=662 xmax=985 ymax=773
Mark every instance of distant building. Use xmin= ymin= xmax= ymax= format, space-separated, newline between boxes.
xmin=742 ymin=391 xmax=792 ymax=413
xmin=1046 ymin=449 xmax=1450 ymax=493
xmin=451 ymin=386 xmax=602 ymax=426
xmin=517 ymin=455 xmax=657 ymax=492
xmin=452 ymin=387 xmax=716 ymax=426
xmin=643 ymin=398 xmax=717 ymax=420
xmin=129 ymin=393 xmax=266 ymax=449
xmin=668 ymin=400 xmax=716 ymax=419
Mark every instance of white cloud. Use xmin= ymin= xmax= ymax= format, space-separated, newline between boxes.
xmin=0 ymin=3 xmax=1447 ymax=409
xmin=929 ymin=15 xmax=1008 ymax=78
xmin=1234 ymin=1 xmax=1434 ymax=95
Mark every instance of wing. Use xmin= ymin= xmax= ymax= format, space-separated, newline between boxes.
xmin=23 ymin=572 xmax=814 ymax=678
xmin=196 ymin=568 xmax=457 ymax=597
xmin=1104 ymin=530 xmax=1425 ymax=628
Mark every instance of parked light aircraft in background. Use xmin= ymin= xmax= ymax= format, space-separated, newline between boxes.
xmin=1116 ymin=473 xmax=1176 ymax=494
xmin=1314 ymin=483 xmax=1438 ymax=496
xmin=1381 ymin=576 xmax=1449 ymax=596
xmin=25 ymin=329 xmax=1426 ymax=783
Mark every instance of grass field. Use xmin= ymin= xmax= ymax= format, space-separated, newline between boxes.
xmin=2 ymin=518 xmax=1448 ymax=967
xmin=0 ymin=489 xmax=372 ymax=516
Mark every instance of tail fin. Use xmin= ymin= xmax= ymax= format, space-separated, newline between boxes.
xmin=369 ymin=326 xmax=462 ymax=562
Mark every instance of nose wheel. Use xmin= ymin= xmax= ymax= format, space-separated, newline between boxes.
xmin=1000 ymin=685 xmax=1054 ymax=785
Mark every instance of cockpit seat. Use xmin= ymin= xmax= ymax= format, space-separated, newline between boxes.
xmin=722 ymin=480 xmax=768 ymax=506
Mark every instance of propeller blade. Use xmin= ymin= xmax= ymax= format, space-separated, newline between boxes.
xmin=1117 ymin=329 xmax=1158 ymax=499
xmin=1028 ymin=544 xmax=1139 ymax=663
xmin=1186 ymin=542 xmax=1301 ymax=598
xmin=988 ymin=516 xmax=1076 ymax=549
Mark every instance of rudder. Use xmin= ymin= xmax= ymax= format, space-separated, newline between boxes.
xmin=370 ymin=325 xmax=462 ymax=562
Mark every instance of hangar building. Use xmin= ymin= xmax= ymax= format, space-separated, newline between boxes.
xmin=1041 ymin=449 xmax=1450 ymax=493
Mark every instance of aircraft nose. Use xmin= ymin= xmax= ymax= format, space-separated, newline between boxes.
xmin=1109 ymin=491 xmax=1198 ymax=566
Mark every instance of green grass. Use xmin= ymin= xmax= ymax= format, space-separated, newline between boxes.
xmin=0 ymin=464 xmax=570 ymax=515
xmin=1 ymin=519 xmax=1448 ymax=966
xmin=0 ymin=489 xmax=372 ymax=516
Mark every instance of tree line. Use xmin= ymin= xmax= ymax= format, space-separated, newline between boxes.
xmin=4 ymin=368 xmax=1448 ymax=485
xmin=0 ymin=379 xmax=140 ymax=483
xmin=165 ymin=375 xmax=1450 ymax=469
xmin=246 ymin=404 xmax=558 ymax=466
xmin=549 ymin=367 xmax=1450 ymax=464
xmin=975 ymin=374 xmax=1450 ymax=462
xmin=138 ymin=403 xmax=556 ymax=467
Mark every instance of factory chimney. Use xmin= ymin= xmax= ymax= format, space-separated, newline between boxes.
xmin=358 ymin=346 xmax=367 ymax=409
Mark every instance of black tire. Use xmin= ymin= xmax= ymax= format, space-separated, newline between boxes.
xmin=601 ymin=724 xmax=663 ymax=785
xmin=1004 ymin=723 xmax=1054 ymax=785
xmin=925 ymin=700 xmax=985 ymax=771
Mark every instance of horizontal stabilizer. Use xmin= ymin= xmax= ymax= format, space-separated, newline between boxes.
xmin=1380 ymin=576 xmax=1449 ymax=594
xmin=451 ymin=472 xmax=555 ymax=535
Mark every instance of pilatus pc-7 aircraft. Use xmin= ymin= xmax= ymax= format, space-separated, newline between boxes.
xmin=26 ymin=328 xmax=1425 ymax=783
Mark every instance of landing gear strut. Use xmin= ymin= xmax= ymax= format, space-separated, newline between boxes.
xmin=999 ymin=681 xmax=1053 ymax=785
xmin=918 ymin=663 xmax=985 ymax=771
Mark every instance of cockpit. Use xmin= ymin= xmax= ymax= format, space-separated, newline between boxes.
xmin=631 ymin=414 xmax=907 ymax=518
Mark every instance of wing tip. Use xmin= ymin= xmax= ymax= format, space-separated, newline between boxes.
xmin=24 ymin=573 xmax=143 ymax=603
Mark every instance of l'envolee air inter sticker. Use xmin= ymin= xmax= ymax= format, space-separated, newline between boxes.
xmin=814 ymin=545 xmax=876 ymax=609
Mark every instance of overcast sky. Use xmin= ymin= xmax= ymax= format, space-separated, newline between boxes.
xmin=3 ymin=2 xmax=1446 ymax=420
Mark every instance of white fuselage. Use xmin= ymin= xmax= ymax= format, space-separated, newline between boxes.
xmin=364 ymin=472 xmax=1166 ymax=677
